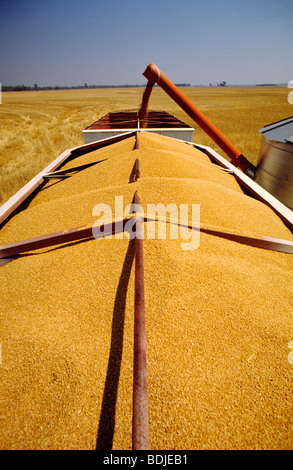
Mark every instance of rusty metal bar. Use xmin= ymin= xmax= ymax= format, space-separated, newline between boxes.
xmin=0 ymin=225 xmax=92 ymax=259
xmin=142 ymin=63 xmax=255 ymax=175
xmin=1 ymin=213 xmax=292 ymax=264
xmin=142 ymin=211 xmax=293 ymax=252
xmin=0 ymin=218 xmax=132 ymax=260
xmin=132 ymin=191 xmax=149 ymax=450
xmin=43 ymin=160 xmax=107 ymax=179
xmin=134 ymin=158 xmax=140 ymax=181
xmin=69 ymin=131 xmax=136 ymax=157
xmin=129 ymin=158 xmax=140 ymax=183
xmin=43 ymin=174 xmax=70 ymax=179
xmin=199 ymin=227 xmax=293 ymax=253
xmin=134 ymin=132 xmax=140 ymax=150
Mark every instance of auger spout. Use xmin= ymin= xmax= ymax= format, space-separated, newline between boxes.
xmin=142 ymin=63 xmax=256 ymax=178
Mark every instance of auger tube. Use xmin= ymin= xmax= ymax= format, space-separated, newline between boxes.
xmin=143 ymin=63 xmax=256 ymax=177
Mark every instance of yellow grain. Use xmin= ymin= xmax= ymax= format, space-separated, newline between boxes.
xmin=0 ymin=131 xmax=293 ymax=450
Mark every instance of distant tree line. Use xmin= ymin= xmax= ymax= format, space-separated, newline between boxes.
xmin=2 ymin=82 xmax=282 ymax=92
xmin=2 ymin=84 xmax=145 ymax=92
xmin=2 ymin=84 xmax=35 ymax=91
xmin=2 ymin=82 xmax=190 ymax=92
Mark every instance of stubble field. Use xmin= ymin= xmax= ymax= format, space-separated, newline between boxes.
xmin=0 ymin=85 xmax=291 ymax=206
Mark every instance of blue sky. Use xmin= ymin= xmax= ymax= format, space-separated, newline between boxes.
xmin=1 ymin=0 xmax=292 ymax=86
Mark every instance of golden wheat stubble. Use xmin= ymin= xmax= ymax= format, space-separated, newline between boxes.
xmin=0 ymin=86 xmax=290 ymax=205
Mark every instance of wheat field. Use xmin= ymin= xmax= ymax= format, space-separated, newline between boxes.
xmin=0 ymin=86 xmax=291 ymax=206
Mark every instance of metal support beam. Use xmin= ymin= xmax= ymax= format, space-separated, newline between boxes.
xmin=43 ymin=159 xmax=107 ymax=179
xmin=129 ymin=158 xmax=140 ymax=183
xmin=134 ymin=158 xmax=140 ymax=181
xmin=132 ymin=191 xmax=149 ymax=450
xmin=0 ymin=218 xmax=131 ymax=260
xmin=133 ymin=132 xmax=140 ymax=150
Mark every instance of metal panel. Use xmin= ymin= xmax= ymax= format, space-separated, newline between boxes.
xmin=259 ymin=116 xmax=293 ymax=143
xmin=255 ymin=136 xmax=293 ymax=209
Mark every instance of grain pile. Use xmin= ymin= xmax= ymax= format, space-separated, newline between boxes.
xmin=0 ymin=131 xmax=293 ymax=450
